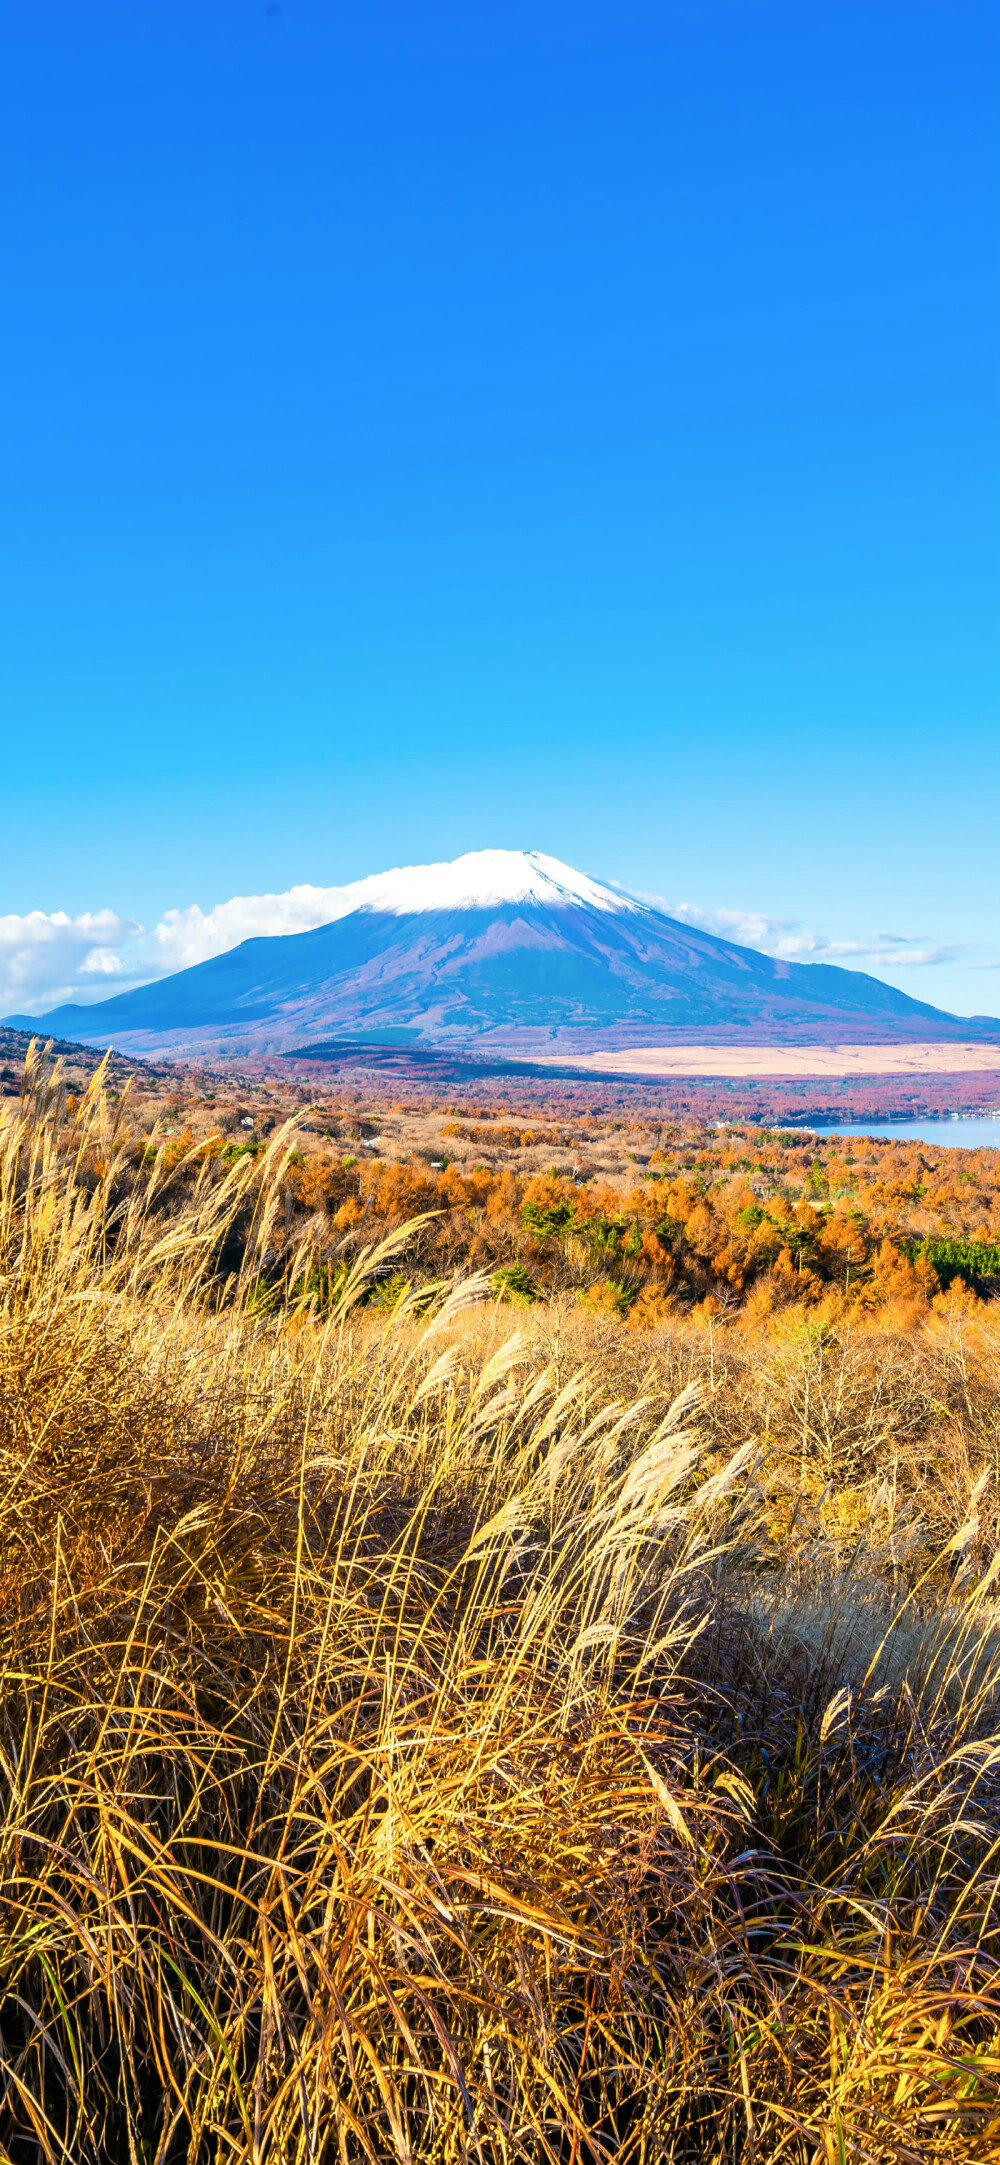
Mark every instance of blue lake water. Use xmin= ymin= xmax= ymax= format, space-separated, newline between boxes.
xmin=805 ymin=1118 xmax=1000 ymax=1150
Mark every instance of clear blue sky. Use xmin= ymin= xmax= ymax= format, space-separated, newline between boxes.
xmin=1 ymin=0 xmax=997 ymax=1016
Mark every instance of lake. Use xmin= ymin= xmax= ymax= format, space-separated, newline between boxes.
xmin=806 ymin=1117 xmax=1000 ymax=1150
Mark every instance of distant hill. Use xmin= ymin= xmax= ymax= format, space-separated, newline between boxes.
xmin=8 ymin=850 xmax=997 ymax=1057
xmin=0 ymin=1022 xmax=161 ymax=1084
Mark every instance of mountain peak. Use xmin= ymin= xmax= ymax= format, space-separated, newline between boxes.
xmin=336 ymin=849 xmax=634 ymax=917
xmin=12 ymin=845 xmax=991 ymax=1058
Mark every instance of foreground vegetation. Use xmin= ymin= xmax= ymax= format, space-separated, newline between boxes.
xmin=1 ymin=1056 xmax=999 ymax=2160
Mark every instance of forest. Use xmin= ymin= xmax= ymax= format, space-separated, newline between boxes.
xmin=69 ymin=1070 xmax=1000 ymax=1332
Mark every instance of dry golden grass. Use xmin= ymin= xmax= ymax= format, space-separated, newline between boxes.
xmin=0 ymin=1054 xmax=998 ymax=2161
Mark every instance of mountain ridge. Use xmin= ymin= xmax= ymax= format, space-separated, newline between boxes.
xmin=7 ymin=850 xmax=997 ymax=1055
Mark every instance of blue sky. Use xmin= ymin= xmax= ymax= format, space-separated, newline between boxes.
xmin=1 ymin=0 xmax=997 ymax=1018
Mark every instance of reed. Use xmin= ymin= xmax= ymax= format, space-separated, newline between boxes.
xmin=0 ymin=1056 xmax=997 ymax=2160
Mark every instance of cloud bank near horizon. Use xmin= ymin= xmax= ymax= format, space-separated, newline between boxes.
xmin=0 ymin=884 xmax=356 ymax=1017
xmin=0 ymin=878 xmax=991 ymax=1021
xmin=634 ymin=895 xmax=964 ymax=974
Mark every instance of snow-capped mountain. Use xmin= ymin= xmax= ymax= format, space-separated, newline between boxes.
xmin=9 ymin=848 xmax=988 ymax=1057
xmin=313 ymin=850 xmax=632 ymax=918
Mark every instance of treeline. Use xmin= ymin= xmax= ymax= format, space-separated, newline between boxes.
xmin=313 ymin=1159 xmax=996 ymax=1324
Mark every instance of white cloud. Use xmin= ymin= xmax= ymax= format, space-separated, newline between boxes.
xmin=0 ymin=909 xmax=142 ymax=1013
xmin=635 ymin=893 xmax=963 ymax=972
xmin=0 ymin=885 xmax=357 ymax=1016
xmin=79 ymin=946 xmax=127 ymax=976
xmin=148 ymin=884 xmax=356 ymax=974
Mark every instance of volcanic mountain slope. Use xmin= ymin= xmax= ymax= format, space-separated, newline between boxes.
xmin=9 ymin=850 xmax=995 ymax=1056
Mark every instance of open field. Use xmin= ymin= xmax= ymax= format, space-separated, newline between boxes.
xmin=530 ymin=1041 xmax=1000 ymax=1079
xmin=6 ymin=1018 xmax=1000 ymax=1127
xmin=0 ymin=1048 xmax=999 ymax=2159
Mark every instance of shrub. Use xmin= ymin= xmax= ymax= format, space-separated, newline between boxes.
xmin=911 ymin=1234 xmax=1000 ymax=1292
xmin=581 ymin=1275 xmax=635 ymax=1317
xmin=491 ymin=1261 xmax=537 ymax=1304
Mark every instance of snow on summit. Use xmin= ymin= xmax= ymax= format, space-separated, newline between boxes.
xmin=336 ymin=850 xmax=633 ymax=917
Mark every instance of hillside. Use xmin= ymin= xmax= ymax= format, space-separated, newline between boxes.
xmin=8 ymin=849 xmax=996 ymax=1056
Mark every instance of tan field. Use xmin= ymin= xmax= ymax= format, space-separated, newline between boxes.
xmin=534 ymin=1038 xmax=1000 ymax=1078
